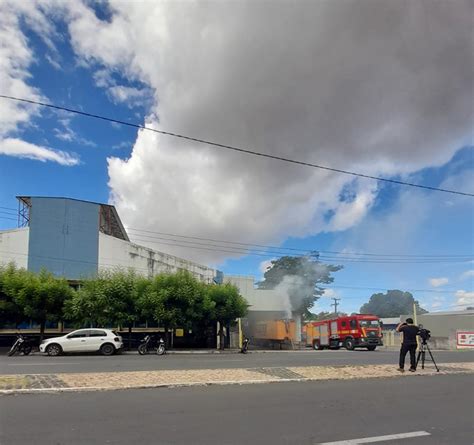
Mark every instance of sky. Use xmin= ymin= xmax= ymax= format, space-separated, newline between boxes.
xmin=0 ymin=0 xmax=473 ymax=315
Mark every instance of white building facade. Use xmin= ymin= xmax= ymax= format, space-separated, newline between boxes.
xmin=0 ymin=196 xmax=216 ymax=283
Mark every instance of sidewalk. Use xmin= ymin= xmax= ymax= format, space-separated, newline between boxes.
xmin=0 ymin=362 xmax=472 ymax=395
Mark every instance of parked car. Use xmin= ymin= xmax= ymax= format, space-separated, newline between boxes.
xmin=39 ymin=329 xmax=123 ymax=356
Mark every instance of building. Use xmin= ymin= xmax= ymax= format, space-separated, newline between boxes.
xmin=0 ymin=196 xmax=216 ymax=283
xmin=381 ymin=311 xmax=474 ymax=350
xmin=224 ymin=275 xmax=302 ymax=344
xmin=405 ymin=310 xmax=474 ymax=350
xmin=379 ymin=317 xmax=401 ymax=330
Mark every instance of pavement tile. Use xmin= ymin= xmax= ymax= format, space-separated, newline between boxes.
xmin=0 ymin=362 xmax=472 ymax=394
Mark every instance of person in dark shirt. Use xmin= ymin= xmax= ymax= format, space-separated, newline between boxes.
xmin=396 ymin=318 xmax=419 ymax=372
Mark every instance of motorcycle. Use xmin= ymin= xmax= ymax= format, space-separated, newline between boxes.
xmin=241 ymin=337 xmax=250 ymax=354
xmin=138 ymin=335 xmax=166 ymax=355
xmin=7 ymin=335 xmax=34 ymax=356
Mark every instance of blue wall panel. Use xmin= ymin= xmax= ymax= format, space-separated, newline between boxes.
xmin=28 ymin=198 xmax=99 ymax=279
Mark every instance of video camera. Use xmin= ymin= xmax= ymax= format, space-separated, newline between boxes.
xmin=417 ymin=325 xmax=431 ymax=343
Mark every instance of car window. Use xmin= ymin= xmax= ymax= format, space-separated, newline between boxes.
xmin=350 ymin=319 xmax=357 ymax=329
xmin=89 ymin=330 xmax=107 ymax=337
xmin=67 ymin=331 xmax=88 ymax=339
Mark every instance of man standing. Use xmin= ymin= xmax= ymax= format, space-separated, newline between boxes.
xmin=396 ymin=318 xmax=419 ymax=372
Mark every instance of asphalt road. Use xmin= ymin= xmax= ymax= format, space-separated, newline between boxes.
xmin=1 ymin=349 xmax=472 ymax=374
xmin=1 ymin=374 xmax=472 ymax=444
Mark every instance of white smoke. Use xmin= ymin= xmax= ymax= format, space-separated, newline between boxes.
xmin=274 ymin=275 xmax=305 ymax=319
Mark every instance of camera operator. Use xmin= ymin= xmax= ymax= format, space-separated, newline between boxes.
xmin=396 ymin=318 xmax=419 ymax=372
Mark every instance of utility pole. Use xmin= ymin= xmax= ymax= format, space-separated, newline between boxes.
xmin=331 ymin=298 xmax=341 ymax=316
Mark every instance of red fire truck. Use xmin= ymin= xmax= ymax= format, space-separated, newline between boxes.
xmin=305 ymin=314 xmax=383 ymax=351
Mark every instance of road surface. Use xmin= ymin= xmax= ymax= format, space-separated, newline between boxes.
xmin=0 ymin=374 xmax=472 ymax=444
xmin=1 ymin=349 xmax=472 ymax=374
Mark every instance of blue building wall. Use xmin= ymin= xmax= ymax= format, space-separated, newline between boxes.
xmin=28 ymin=198 xmax=99 ymax=279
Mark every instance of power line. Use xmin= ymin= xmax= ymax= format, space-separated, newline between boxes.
xmin=323 ymin=285 xmax=462 ymax=294
xmin=1 ymin=94 xmax=473 ymax=197
xmin=129 ymin=233 xmax=470 ymax=264
xmin=0 ymin=215 xmax=471 ymax=264
xmin=130 ymin=235 xmax=470 ymax=264
xmin=127 ymin=228 xmax=472 ymax=260
xmin=127 ymin=227 xmax=472 ymax=259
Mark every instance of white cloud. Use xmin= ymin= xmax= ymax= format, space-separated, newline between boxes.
xmin=64 ymin=1 xmax=472 ymax=263
xmin=53 ymin=118 xmax=96 ymax=147
xmin=334 ymin=165 xmax=474 ymax=269
xmin=0 ymin=138 xmax=80 ymax=166
xmin=321 ymin=289 xmax=337 ymax=299
xmin=430 ymin=295 xmax=446 ymax=310
xmin=0 ymin=1 xmax=81 ymax=166
xmin=0 ymin=2 xmax=45 ymax=137
xmin=429 ymin=277 xmax=449 ymax=288
xmin=453 ymin=290 xmax=474 ymax=309
xmin=3 ymin=1 xmax=473 ymax=263
xmin=460 ymin=270 xmax=474 ymax=281
xmin=107 ymin=86 xmax=151 ymax=108
xmin=259 ymin=259 xmax=274 ymax=275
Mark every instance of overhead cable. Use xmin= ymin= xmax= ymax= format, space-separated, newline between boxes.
xmin=1 ymin=94 xmax=473 ymax=197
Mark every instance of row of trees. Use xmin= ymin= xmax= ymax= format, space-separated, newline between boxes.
xmin=0 ymin=264 xmax=248 ymax=348
xmin=360 ymin=290 xmax=428 ymax=317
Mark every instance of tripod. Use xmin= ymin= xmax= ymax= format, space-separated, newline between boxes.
xmin=416 ymin=340 xmax=439 ymax=372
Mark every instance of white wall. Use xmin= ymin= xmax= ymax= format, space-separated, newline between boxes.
xmin=224 ymin=275 xmax=288 ymax=311
xmin=98 ymin=233 xmax=215 ymax=282
xmin=0 ymin=228 xmax=29 ymax=269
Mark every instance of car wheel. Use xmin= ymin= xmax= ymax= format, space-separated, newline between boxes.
xmin=367 ymin=345 xmax=377 ymax=351
xmin=46 ymin=344 xmax=62 ymax=356
xmin=344 ymin=338 xmax=355 ymax=351
xmin=313 ymin=340 xmax=323 ymax=351
xmin=100 ymin=343 xmax=115 ymax=356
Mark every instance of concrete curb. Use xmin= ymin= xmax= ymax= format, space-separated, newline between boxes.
xmin=1 ymin=368 xmax=472 ymax=396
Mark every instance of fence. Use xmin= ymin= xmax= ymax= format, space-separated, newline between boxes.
xmin=382 ymin=330 xmax=402 ymax=348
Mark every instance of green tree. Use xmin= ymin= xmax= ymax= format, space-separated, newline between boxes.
xmin=206 ymin=283 xmax=248 ymax=349
xmin=138 ymin=271 xmax=207 ymax=346
xmin=258 ymin=256 xmax=342 ymax=315
xmin=65 ymin=269 xmax=146 ymax=348
xmin=0 ymin=264 xmax=26 ymax=328
xmin=360 ymin=290 xmax=428 ymax=318
xmin=11 ymin=269 xmax=73 ymax=341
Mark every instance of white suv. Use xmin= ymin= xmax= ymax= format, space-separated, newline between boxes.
xmin=40 ymin=329 xmax=123 ymax=356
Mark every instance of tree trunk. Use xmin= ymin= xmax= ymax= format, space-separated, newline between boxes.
xmin=219 ymin=322 xmax=225 ymax=350
xmin=39 ymin=320 xmax=46 ymax=342
xmin=128 ymin=326 xmax=132 ymax=351
xmin=164 ymin=327 xmax=169 ymax=348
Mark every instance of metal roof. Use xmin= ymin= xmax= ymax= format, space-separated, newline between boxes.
xmin=16 ymin=196 xmax=129 ymax=241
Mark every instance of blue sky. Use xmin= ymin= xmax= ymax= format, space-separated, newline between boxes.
xmin=0 ymin=1 xmax=472 ymax=315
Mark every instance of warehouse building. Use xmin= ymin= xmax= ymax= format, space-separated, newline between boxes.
xmin=381 ymin=311 xmax=474 ymax=350
xmin=0 ymin=196 xmax=216 ymax=283
xmin=224 ymin=275 xmax=303 ymax=346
